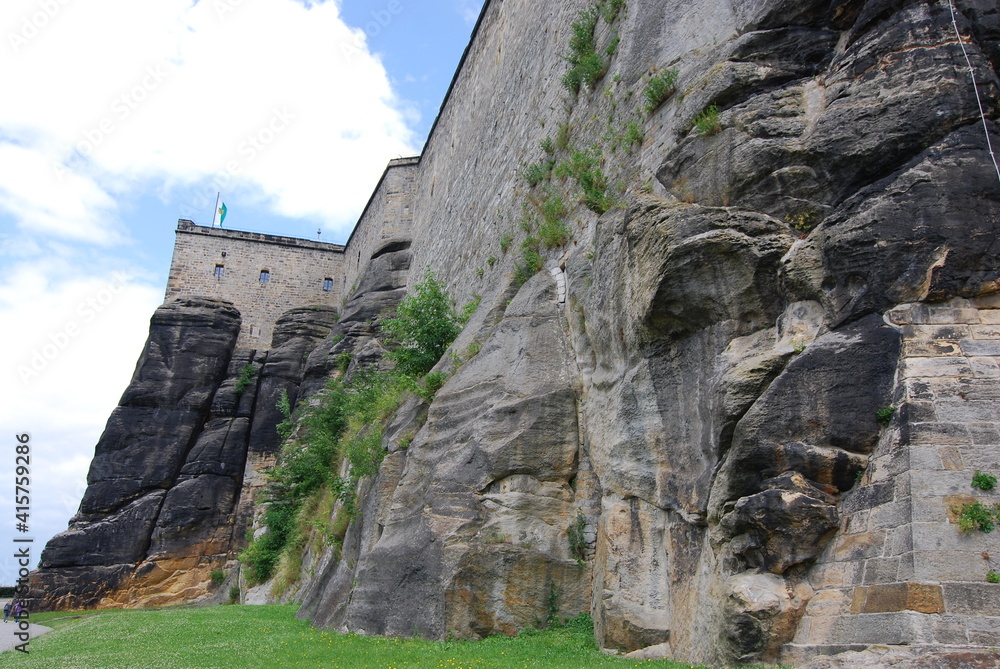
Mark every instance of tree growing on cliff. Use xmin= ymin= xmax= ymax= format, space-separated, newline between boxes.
xmin=381 ymin=269 xmax=461 ymax=377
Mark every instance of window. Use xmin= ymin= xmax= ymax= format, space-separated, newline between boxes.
xmin=259 ymin=270 xmax=270 ymax=283
xmin=214 ymin=264 xmax=224 ymax=278
xmin=323 ymin=278 xmax=333 ymax=291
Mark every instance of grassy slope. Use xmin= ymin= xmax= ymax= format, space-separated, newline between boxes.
xmin=0 ymin=605 xmax=708 ymax=669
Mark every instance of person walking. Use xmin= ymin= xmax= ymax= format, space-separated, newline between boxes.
xmin=2 ymin=601 xmax=10 ymax=623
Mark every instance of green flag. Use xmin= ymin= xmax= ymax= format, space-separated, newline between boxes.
xmin=218 ymin=202 xmax=227 ymax=225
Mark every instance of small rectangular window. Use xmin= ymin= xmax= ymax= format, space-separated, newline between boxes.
xmin=323 ymin=278 xmax=333 ymax=291
xmin=259 ymin=270 xmax=270 ymax=283
xmin=214 ymin=265 xmax=224 ymax=278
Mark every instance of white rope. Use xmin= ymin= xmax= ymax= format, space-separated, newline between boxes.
xmin=948 ymin=0 xmax=1000 ymax=186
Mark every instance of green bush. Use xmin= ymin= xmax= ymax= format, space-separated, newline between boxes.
xmin=210 ymin=569 xmax=226 ymax=586
xmin=693 ymin=104 xmax=722 ymax=136
xmin=957 ymin=502 xmax=1000 ymax=533
xmin=621 ymin=120 xmax=643 ymax=152
xmin=972 ymin=470 xmax=998 ymax=491
xmin=418 ymin=371 xmax=447 ymax=403
xmin=876 ymin=406 xmax=896 ymax=426
xmin=382 ymin=269 xmax=461 ymax=378
xmin=642 ymin=69 xmax=678 ymax=113
xmin=562 ymin=6 xmax=606 ymax=95
xmin=459 ymin=294 xmax=482 ymax=324
xmin=275 ymin=389 xmax=294 ymax=440
xmin=234 ymin=363 xmax=257 ymax=396
xmin=988 ymin=570 xmax=1000 ymax=584
xmin=523 ymin=159 xmax=554 ymax=187
xmin=555 ymin=147 xmax=612 ymax=214
xmin=500 ymin=233 xmax=513 ymax=253
xmin=555 ymin=123 xmax=572 ymax=151
xmin=602 ymin=0 xmax=625 ymax=23
xmin=514 ymin=236 xmax=544 ymax=286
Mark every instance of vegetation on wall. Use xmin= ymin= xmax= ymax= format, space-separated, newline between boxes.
xmin=240 ymin=271 xmax=463 ymax=586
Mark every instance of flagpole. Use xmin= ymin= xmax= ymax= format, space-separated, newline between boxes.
xmin=212 ymin=192 xmax=221 ymax=228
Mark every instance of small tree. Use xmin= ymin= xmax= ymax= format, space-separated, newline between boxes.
xmin=382 ymin=269 xmax=461 ymax=377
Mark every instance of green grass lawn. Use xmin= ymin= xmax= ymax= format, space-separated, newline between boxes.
xmin=0 ymin=605 xmax=708 ymax=669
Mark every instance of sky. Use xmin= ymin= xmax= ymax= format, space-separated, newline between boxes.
xmin=0 ymin=0 xmax=485 ymax=585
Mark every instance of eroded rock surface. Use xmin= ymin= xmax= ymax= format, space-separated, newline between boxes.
xmin=29 ymin=298 xmax=337 ymax=609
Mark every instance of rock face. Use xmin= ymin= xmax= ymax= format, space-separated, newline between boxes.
xmin=287 ymin=0 xmax=998 ymax=665
xmin=29 ymin=297 xmax=338 ymax=609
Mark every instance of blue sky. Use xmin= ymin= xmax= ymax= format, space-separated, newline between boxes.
xmin=0 ymin=0 xmax=485 ymax=584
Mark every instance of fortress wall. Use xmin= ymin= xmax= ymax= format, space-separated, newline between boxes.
xmin=400 ymin=0 xmax=741 ymax=308
xmin=405 ymin=0 xmax=593 ymax=308
xmin=165 ymin=221 xmax=346 ymax=347
xmin=339 ymin=157 xmax=420 ymax=299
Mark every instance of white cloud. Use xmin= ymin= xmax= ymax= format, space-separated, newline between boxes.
xmin=0 ymin=0 xmax=418 ymax=240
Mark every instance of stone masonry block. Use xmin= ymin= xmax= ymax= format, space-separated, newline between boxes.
xmin=934 ymin=308 xmax=983 ymax=324
xmin=913 ymin=550 xmax=999 ymax=582
xmin=902 ymin=400 xmax=938 ymax=423
xmin=862 ymin=557 xmax=901 ymax=584
xmin=912 ymin=494 xmax=950 ymax=523
xmin=910 ymin=470 xmax=978 ymax=497
xmin=850 ymin=582 xmax=944 ymax=614
xmin=969 ymin=357 xmax=1000 ymax=378
xmin=903 ymin=444 xmax=938 ymax=471
xmin=805 ymin=589 xmax=852 ymax=617
xmin=969 ymin=324 xmax=1000 ymax=339
xmin=959 ymin=379 xmax=1000 ymax=400
xmin=958 ymin=444 xmax=1000 ymax=470
xmin=980 ymin=310 xmax=1000 ymax=324
xmin=902 ymin=357 xmax=974 ymax=379
xmin=971 ymin=293 xmax=1000 ymax=308
xmin=912 ymin=520 xmax=983 ymax=551
xmin=833 ymin=530 xmax=887 ymax=563
xmin=826 ymin=611 xmax=928 ymax=645
xmin=939 ymin=445 xmax=965 ymax=470
xmin=887 ymin=304 xmax=926 ymax=324
xmin=943 ymin=583 xmax=1000 ymax=615
xmin=903 ymin=339 xmax=963 ymax=357
xmin=868 ymin=500 xmax=911 ymax=530
xmin=960 ymin=339 xmax=1000 ymax=357
xmin=906 ymin=422 xmax=971 ymax=446
xmin=966 ymin=615 xmax=1000 ymax=644
xmin=884 ymin=526 xmax=914 ymax=557
xmin=901 ymin=324 xmax=971 ymax=342
xmin=841 ymin=481 xmax=895 ymax=515
xmin=934 ymin=400 xmax=999 ymax=423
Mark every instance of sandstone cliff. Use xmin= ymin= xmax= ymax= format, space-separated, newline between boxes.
xmin=31 ymin=0 xmax=1000 ymax=666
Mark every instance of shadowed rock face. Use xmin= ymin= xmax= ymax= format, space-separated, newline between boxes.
xmin=29 ymin=298 xmax=338 ymax=610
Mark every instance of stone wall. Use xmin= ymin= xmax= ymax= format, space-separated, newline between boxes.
xmin=785 ymin=296 xmax=1000 ymax=662
xmin=165 ymin=221 xmax=347 ymax=348
xmin=339 ymin=157 xmax=420 ymax=301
